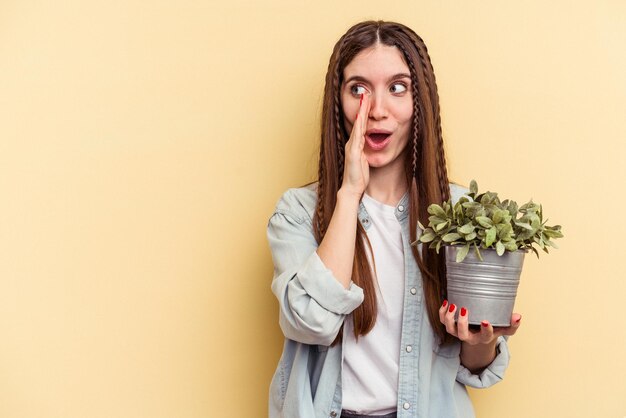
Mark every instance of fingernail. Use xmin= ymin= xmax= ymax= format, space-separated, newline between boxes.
xmin=448 ymin=303 xmax=456 ymax=313
xmin=515 ymin=316 xmax=522 ymax=323
xmin=481 ymin=321 xmax=489 ymax=328
xmin=460 ymin=307 xmax=467 ymax=317
xmin=442 ymin=300 xmax=448 ymax=308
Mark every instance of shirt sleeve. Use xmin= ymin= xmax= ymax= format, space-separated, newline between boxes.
xmin=267 ymin=203 xmax=364 ymax=346
xmin=455 ymin=336 xmax=511 ymax=388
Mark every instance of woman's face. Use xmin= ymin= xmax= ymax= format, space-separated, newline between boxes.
xmin=341 ymin=43 xmax=414 ymax=170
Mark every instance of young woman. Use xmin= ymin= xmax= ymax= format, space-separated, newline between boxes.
xmin=267 ymin=20 xmax=521 ymax=418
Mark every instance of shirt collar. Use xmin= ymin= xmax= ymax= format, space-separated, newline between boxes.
xmin=358 ymin=191 xmax=409 ymax=230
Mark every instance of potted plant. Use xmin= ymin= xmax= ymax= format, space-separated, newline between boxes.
xmin=412 ymin=180 xmax=563 ymax=326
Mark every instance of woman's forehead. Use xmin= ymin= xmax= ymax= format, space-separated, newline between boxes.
xmin=343 ymin=44 xmax=410 ymax=81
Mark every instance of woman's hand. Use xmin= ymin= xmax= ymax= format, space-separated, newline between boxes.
xmin=440 ymin=300 xmax=521 ymax=373
xmin=440 ymin=300 xmax=522 ymax=344
xmin=340 ymin=93 xmax=371 ymax=199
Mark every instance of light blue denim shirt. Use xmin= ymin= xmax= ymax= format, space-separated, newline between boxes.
xmin=267 ymin=182 xmax=510 ymax=418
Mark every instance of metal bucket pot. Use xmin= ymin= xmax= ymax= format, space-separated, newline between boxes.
xmin=445 ymin=246 xmax=525 ymax=327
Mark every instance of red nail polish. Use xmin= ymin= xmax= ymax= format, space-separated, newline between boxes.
xmin=481 ymin=321 xmax=489 ymax=327
xmin=460 ymin=307 xmax=467 ymax=317
xmin=448 ymin=303 xmax=455 ymax=313
xmin=442 ymin=300 xmax=448 ymax=308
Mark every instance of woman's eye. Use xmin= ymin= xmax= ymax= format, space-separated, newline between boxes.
xmin=350 ymin=85 xmax=367 ymax=96
xmin=390 ymin=83 xmax=408 ymax=94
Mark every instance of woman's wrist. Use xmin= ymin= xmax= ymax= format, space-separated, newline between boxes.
xmin=460 ymin=338 xmax=498 ymax=374
xmin=337 ymin=186 xmax=363 ymax=204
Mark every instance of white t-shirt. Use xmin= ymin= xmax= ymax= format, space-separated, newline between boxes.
xmin=341 ymin=193 xmax=405 ymax=415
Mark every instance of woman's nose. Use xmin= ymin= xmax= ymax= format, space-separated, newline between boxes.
xmin=368 ymin=94 xmax=388 ymax=120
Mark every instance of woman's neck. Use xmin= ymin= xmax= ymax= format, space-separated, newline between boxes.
xmin=365 ymin=162 xmax=408 ymax=206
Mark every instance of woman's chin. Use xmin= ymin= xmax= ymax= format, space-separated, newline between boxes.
xmin=366 ymin=155 xmax=388 ymax=168
xmin=366 ymin=151 xmax=407 ymax=172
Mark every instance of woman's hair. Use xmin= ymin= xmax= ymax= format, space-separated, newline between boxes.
xmin=313 ymin=20 xmax=451 ymax=345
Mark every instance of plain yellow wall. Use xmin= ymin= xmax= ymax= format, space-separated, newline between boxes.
xmin=1 ymin=0 xmax=624 ymax=417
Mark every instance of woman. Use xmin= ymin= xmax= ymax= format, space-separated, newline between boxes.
xmin=267 ymin=20 xmax=521 ymax=418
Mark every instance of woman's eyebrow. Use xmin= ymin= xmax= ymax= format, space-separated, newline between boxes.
xmin=344 ymin=73 xmax=411 ymax=84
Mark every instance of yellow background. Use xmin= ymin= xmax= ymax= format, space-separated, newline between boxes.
xmin=1 ymin=1 xmax=625 ymax=417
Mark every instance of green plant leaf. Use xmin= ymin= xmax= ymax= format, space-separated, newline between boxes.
xmin=496 ymin=240 xmax=505 ymax=256
xmin=465 ymin=231 xmax=477 ymax=241
xmin=458 ymin=222 xmax=475 ymax=234
xmin=470 ymin=180 xmax=478 ymax=195
xmin=504 ymin=240 xmax=518 ymax=251
xmin=420 ymin=231 xmax=436 ymax=243
xmin=428 ymin=204 xmax=447 ymax=218
xmin=428 ymin=215 xmax=445 ymax=225
xmin=456 ymin=244 xmax=470 ymax=262
xmin=462 ymin=202 xmax=480 ymax=209
xmin=530 ymin=246 xmax=540 ymax=258
xmin=473 ymin=243 xmax=484 ymax=261
xmin=515 ymin=222 xmax=533 ymax=231
xmin=476 ymin=216 xmax=493 ymax=228
xmin=498 ymin=223 xmax=513 ymax=236
xmin=485 ymin=227 xmax=497 ymax=247
xmin=443 ymin=233 xmax=461 ymax=242
xmin=454 ymin=203 xmax=464 ymax=219
xmin=531 ymin=217 xmax=541 ymax=229
xmin=543 ymin=228 xmax=564 ymax=239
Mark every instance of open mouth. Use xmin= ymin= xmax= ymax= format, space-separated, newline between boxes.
xmin=365 ymin=133 xmax=392 ymax=150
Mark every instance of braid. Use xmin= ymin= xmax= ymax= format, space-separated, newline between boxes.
xmin=416 ymin=44 xmax=447 ymax=199
xmin=410 ymin=82 xmax=420 ymax=179
xmin=334 ymin=58 xmax=345 ymax=185
xmin=315 ymin=161 xmax=326 ymax=240
xmin=415 ymin=35 xmax=450 ymax=199
xmin=434 ymin=100 xmax=450 ymax=200
xmin=412 ymin=35 xmax=433 ymax=96
xmin=394 ymin=41 xmax=421 ymax=179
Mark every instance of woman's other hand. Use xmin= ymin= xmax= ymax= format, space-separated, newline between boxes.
xmin=440 ymin=301 xmax=522 ymax=373
xmin=440 ymin=301 xmax=522 ymax=344
xmin=341 ymin=93 xmax=370 ymax=199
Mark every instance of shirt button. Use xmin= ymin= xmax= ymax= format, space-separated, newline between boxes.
xmin=330 ymin=412 xmax=337 ymax=417
xmin=410 ymin=287 xmax=417 ymax=295
xmin=406 ymin=345 xmax=413 ymax=353
xmin=403 ymin=402 xmax=411 ymax=410
xmin=398 ymin=205 xmax=405 ymax=212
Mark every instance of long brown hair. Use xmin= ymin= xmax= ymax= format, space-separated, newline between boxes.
xmin=313 ymin=20 xmax=451 ymax=344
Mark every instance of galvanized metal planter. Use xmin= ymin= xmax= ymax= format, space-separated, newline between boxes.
xmin=445 ymin=246 xmax=526 ymax=327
